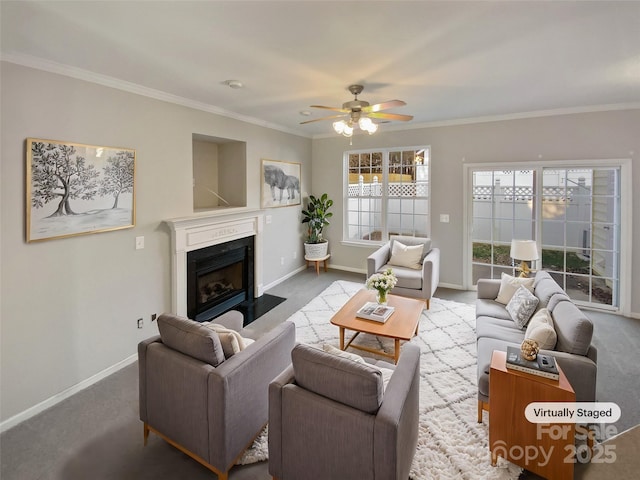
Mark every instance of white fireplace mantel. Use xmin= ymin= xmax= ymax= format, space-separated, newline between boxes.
xmin=164 ymin=209 xmax=264 ymax=317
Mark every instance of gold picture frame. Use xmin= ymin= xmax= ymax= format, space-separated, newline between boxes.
xmin=261 ymin=159 xmax=301 ymax=208
xmin=26 ymin=138 xmax=136 ymax=242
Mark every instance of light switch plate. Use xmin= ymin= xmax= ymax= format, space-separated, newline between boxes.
xmin=440 ymin=214 xmax=450 ymax=223
xmin=135 ymin=236 xmax=145 ymax=249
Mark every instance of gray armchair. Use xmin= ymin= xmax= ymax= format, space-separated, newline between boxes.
xmin=268 ymin=343 xmax=420 ymax=480
xmin=138 ymin=311 xmax=295 ymax=480
xmin=367 ymin=235 xmax=440 ymax=309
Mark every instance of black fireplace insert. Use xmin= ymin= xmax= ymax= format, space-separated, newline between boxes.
xmin=187 ymin=236 xmax=254 ymax=322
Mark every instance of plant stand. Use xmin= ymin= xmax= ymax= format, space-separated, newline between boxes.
xmin=305 ymin=254 xmax=330 ymax=275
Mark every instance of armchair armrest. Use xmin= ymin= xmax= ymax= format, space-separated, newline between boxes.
xmin=421 ymin=248 xmax=440 ymax=297
xmin=367 ymin=243 xmax=391 ymax=277
xmin=374 ymin=343 xmax=420 ymax=479
xmin=268 ymin=364 xmax=295 ymax=479
xmin=207 ymin=321 xmax=296 ymax=470
xmin=138 ymin=335 xmax=161 ymax=422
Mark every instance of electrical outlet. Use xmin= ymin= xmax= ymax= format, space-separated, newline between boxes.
xmin=137 ymin=318 xmax=143 ymax=329
xmin=280 ymin=257 xmax=285 ymax=266
xmin=293 ymin=251 xmax=297 ymax=260
xmin=151 ymin=313 xmax=157 ymax=322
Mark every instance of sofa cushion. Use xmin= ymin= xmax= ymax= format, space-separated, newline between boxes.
xmin=525 ymin=308 xmax=557 ymax=350
xmin=292 ymin=344 xmax=384 ymax=413
xmin=534 ymin=277 xmax=566 ymax=308
xmin=506 ymin=285 xmax=540 ymax=329
xmin=551 ymin=301 xmax=593 ymax=356
xmin=476 ymin=316 xmax=527 ymax=343
xmin=475 ymin=299 xmax=513 ymax=322
xmin=477 ymin=337 xmax=518 ymax=399
xmin=495 ymin=273 xmax=534 ymax=305
xmin=157 ymin=313 xmax=225 ymax=367
xmin=388 ymin=240 xmax=423 ymax=269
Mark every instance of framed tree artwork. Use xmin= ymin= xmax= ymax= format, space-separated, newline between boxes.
xmin=261 ymin=159 xmax=301 ymax=208
xmin=26 ymin=138 xmax=136 ymax=242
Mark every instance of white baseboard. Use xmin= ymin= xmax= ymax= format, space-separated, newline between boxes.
xmin=262 ymin=265 xmax=307 ymax=292
xmin=0 ymin=353 xmax=138 ymax=433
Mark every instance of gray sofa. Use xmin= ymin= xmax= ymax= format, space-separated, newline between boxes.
xmin=367 ymin=235 xmax=440 ymax=309
xmin=138 ymin=311 xmax=296 ymax=480
xmin=476 ymin=271 xmax=597 ymax=422
xmin=268 ymin=343 xmax=420 ymax=480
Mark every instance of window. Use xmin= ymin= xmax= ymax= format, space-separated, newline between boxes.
xmin=470 ymin=164 xmax=623 ymax=310
xmin=344 ymin=147 xmax=430 ymax=243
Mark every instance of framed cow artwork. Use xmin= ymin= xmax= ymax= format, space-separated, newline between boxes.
xmin=261 ymin=159 xmax=301 ymax=208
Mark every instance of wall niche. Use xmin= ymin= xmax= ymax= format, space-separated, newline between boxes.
xmin=192 ymin=134 xmax=247 ymax=211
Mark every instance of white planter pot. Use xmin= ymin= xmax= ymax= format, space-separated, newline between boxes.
xmin=304 ymin=241 xmax=329 ymax=259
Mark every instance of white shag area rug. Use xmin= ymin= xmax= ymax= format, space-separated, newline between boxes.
xmin=240 ymin=280 xmax=522 ymax=479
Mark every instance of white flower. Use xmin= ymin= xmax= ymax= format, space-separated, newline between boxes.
xmin=366 ymin=268 xmax=397 ymax=293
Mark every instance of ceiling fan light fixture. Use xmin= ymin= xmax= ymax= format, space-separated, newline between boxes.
xmin=342 ymin=123 xmax=354 ymax=137
xmin=333 ymin=120 xmax=346 ymax=134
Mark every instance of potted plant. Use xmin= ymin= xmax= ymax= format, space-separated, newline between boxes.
xmin=301 ymin=193 xmax=333 ymax=259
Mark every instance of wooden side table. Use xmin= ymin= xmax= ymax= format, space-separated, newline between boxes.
xmin=304 ymin=254 xmax=330 ymax=275
xmin=489 ymin=350 xmax=575 ymax=480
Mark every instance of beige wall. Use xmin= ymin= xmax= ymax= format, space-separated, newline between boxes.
xmin=0 ymin=62 xmax=311 ymax=425
xmin=192 ymin=140 xmax=220 ymax=209
xmin=312 ymin=109 xmax=640 ymax=314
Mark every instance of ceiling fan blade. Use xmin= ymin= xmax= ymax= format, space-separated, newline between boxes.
xmin=310 ymin=105 xmax=350 ymax=113
xmin=362 ymin=100 xmax=406 ymax=113
xmin=300 ymin=113 xmax=348 ymax=125
xmin=366 ymin=112 xmax=414 ymax=122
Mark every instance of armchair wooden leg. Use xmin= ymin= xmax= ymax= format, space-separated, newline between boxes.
xmin=143 ymin=423 xmax=149 ymax=446
xmin=426 ymin=299 xmax=430 ymax=309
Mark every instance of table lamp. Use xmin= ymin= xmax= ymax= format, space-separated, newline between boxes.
xmin=510 ymin=240 xmax=539 ymax=278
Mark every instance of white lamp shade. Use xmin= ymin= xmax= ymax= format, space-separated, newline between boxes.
xmin=510 ymin=240 xmax=539 ymax=261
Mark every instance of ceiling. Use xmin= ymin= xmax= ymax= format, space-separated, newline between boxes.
xmin=2 ymin=1 xmax=639 ymax=138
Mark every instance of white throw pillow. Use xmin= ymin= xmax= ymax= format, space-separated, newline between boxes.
xmin=525 ymin=308 xmax=557 ymax=350
xmin=495 ymin=273 xmax=535 ymax=305
xmin=388 ymin=241 xmax=423 ymax=269
xmin=323 ymin=344 xmax=366 ymax=363
xmin=204 ymin=323 xmax=254 ymax=359
xmin=506 ymin=285 xmax=540 ymax=329
xmin=322 ymin=344 xmax=394 ymax=391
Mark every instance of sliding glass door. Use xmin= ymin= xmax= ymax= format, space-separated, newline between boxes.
xmin=470 ymin=166 xmax=621 ymax=309
xmin=541 ymin=168 xmax=620 ymax=308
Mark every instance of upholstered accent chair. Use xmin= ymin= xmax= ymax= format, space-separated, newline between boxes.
xmin=367 ymin=235 xmax=440 ymax=309
xmin=138 ymin=311 xmax=296 ymax=480
xmin=268 ymin=342 xmax=420 ymax=480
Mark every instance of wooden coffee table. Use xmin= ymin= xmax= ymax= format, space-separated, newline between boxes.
xmin=330 ymin=289 xmax=424 ymax=363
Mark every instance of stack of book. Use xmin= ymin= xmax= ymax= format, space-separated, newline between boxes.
xmin=356 ymin=302 xmax=395 ymax=323
xmin=505 ymin=346 xmax=559 ymax=380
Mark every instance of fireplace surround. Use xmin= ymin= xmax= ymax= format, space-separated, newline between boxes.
xmin=165 ymin=209 xmax=264 ymax=322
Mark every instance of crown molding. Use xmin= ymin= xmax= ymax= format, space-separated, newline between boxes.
xmin=1 ymin=52 xmax=312 ymax=139
xmin=3 ymin=52 xmax=637 ymax=141
xmin=311 ymin=102 xmax=640 ymax=139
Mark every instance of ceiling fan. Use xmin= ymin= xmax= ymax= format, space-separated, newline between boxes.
xmin=300 ymin=84 xmax=413 ymax=136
